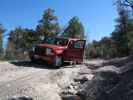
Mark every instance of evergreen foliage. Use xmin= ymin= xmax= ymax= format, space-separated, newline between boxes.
xmin=63 ymin=16 xmax=85 ymax=39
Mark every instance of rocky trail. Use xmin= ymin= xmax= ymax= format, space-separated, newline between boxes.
xmin=0 ymin=61 xmax=93 ymax=100
xmin=0 ymin=57 xmax=132 ymax=100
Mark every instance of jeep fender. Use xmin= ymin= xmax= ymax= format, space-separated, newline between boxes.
xmin=54 ymin=49 xmax=64 ymax=55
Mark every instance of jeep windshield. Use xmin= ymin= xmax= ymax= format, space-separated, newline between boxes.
xmin=43 ymin=36 xmax=68 ymax=46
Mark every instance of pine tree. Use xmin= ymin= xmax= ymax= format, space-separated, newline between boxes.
xmin=111 ymin=4 xmax=133 ymax=57
xmin=0 ymin=24 xmax=5 ymax=54
xmin=63 ymin=16 xmax=85 ymax=39
xmin=6 ymin=27 xmax=39 ymax=59
xmin=36 ymin=8 xmax=60 ymax=37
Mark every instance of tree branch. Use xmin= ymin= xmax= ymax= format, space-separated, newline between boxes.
xmin=122 ymin=3 xmax=131 ymax=7
xmin=125 ymin=0 xmax=131 ymax=4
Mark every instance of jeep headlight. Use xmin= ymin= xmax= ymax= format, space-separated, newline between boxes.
xmin=46 ymin=48 xmax=54 ymax=55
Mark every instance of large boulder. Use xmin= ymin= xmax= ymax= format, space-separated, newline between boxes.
xmin=77 ymin=58 xmax=133 ymax=100
xmin=77 ymin=71 xmax=121 ymax=100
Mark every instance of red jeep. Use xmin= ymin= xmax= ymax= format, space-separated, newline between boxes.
xmin=29 ymin=36 xmax=86 ymax=67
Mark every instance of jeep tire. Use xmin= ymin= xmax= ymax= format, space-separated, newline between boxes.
xmin=53 ymin=55 xmax=63 ymax=68
xmin=30 ymin=56 xmax=38 ymax=63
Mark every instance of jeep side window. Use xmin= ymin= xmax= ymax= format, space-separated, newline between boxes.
xmin=74 ymin=41 xmax=85 ymax=49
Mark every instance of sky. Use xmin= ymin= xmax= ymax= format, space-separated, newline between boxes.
xmin=0 ymin=0 xmax=118 ymax=42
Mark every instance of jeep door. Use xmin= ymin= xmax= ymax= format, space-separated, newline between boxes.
xmin=64 ymin=40 xmax=86 ymax=62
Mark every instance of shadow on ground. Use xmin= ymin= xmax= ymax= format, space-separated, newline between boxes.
xmin=10 ymin=60 xmax=71 ymax=69
xmin=10 ymin=61 xmax=58 ymax=69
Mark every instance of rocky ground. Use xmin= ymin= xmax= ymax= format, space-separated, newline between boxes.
xmin=0 ymin=60 xmax=94 ymax=100
xmin=0 ymin=57 xmax=132 ymax=100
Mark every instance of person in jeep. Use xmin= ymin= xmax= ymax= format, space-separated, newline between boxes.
xmin=29 ymin=36 xmax=86 ymax=67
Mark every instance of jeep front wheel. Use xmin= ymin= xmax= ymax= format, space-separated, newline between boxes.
xmin=30 ymin=56 xmax=37 ymax=63
xmin=53 ymin=55 xmax=63 ymax=67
